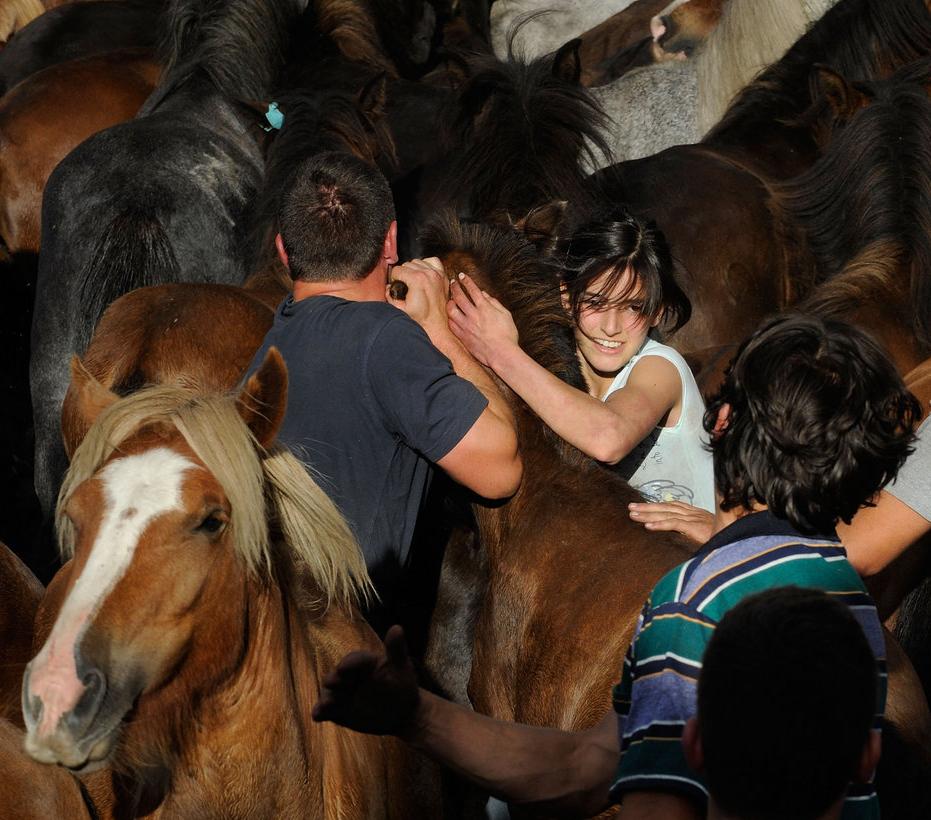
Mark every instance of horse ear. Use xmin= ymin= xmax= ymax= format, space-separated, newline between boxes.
xmin=237 ymin=347 xmax=288 ymax=450
xmin=63 ymin=356 xmax=118 ymax=458
xmin=552 ymin=38 xmax=582 ymax=85
xmin=810 ymin=65 xmax=871 ymax=123
xmin=358 ymin=73 xmax=389 ymax=123
xmin=513 ymin=201 xmax=569 ymax=254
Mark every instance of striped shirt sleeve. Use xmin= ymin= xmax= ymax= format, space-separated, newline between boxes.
xmin=609 ymin=598 xmax=715 ymax=804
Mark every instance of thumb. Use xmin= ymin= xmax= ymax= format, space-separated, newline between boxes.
xmin=384 ymin=625 xmax=410 ymax=668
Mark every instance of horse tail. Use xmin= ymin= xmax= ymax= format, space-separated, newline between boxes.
xmin=77 ymin=208 xmax=180 ymax=351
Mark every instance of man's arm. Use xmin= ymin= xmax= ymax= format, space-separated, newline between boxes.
xmin=312 ymin=627 xmax=619 ymax=817
xmin=389 ymin=258 xmax=521 ymax=499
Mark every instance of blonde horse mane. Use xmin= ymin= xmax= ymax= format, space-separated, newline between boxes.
xmin=0 ymin=0 xmax=44 ymax=41
xmin=57 ymin=385 xmax=372 ymax=608
xmin=696 ymin=0 xmax=819 ymax=135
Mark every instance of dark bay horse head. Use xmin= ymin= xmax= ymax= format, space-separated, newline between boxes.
xmin=416 ymin=39 xmax=611 ymax=235
xmin=245 ymin=71 xmax=398 ymax=285
xmin=23 ymin=351 xmax=369 ymax=776
xmin=779 ymin=59 xmax=931 ymax=372
xmin=703 ymin=0 xmax=931 ymax=179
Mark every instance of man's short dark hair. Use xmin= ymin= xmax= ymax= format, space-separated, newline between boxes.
xmin=278 ymin=151 xmax=396 ymax=282
xmin=705 ymin=313 xmax=919 ymax=534
xmin=698 ymin=586 xmax=878 ymax=820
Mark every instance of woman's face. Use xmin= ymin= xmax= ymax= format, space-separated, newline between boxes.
xmin=568 ymin=267 xmax=660 ymax=392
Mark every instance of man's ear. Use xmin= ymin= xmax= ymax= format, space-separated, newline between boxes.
xmin=275 ymin=233 xmax=290 ymax=269
xmin=854 ymin=731 xmax=882 ymax=783
xmin=681 ymin=716 xmax=704 ymax=775
xmin=384 ymin=220 xmax=398 ymax=265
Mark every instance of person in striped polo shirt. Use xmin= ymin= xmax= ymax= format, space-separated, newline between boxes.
xmin=312 ymin=313 xmax=919 ymax=819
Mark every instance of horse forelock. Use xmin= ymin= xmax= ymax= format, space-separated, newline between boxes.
xmin=706 ymin=0 xmax=931 ymax=141
xmin=421 ymin=214 xmax=589 ymax=467
xmin=780 ymin=70 xmax=931 ymax=350
xmin=58 ymin=386 xmax=370 ymax=610
xmin=159 ymin=0 xmax=303 ymax=99
xmin=442 ymin=53 xmax=610 ymax=219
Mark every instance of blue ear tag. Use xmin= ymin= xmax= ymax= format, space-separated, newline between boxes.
xmin=264 ymin=101 xmax=284 ymax=131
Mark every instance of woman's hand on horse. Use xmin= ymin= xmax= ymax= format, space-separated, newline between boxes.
xmin=628 ymin=501 xmax=714 ymax=544
xmin=388 ymin=257 xmax=452 ymax=339
xmin=312 ymin=625 xmax=422 ymax=737
xmin=447 ymin=272 xmax=518 ymax=368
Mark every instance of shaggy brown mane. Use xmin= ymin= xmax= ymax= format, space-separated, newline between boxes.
xmin=420 ymin=214 xmax=591 ymax=466
xmin=775 ymin=62 xmax=931 ymax=350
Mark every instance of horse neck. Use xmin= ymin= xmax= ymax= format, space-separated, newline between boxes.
xmin=109 ymin=557 xmax=393 ymax=819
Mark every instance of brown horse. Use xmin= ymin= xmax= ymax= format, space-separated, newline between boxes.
xmin=0 ymin=540 xmax=43 ymax=727
xmin=586 ymin=0 xmax=931 ymax=363
xmin=23 ymin=351 xmax=441 ymax=818
xmin=420 ymin=213 xmax=695 ymax=743
xmin=0 ymin=48 xmax=158 ymax=260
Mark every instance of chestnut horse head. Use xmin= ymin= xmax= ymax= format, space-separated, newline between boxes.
xmin=651 ymin=0 xmax=727 ymax=58
xmin=22 ymin=349 xmax=370 ymax=775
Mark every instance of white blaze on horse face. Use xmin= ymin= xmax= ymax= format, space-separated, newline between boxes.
xmin=26 ymin=448 xmax=197 ymax=738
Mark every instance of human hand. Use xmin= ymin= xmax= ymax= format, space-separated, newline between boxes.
xmin=628 ymin=501 xmax=714 ymax=544
xmin=387 ymin=257 xmax=451 ymax=338
xmin=447 ymin=272 xmax=519 ymax=368
xmin=312 ymin=625 xmax=421 ymax=737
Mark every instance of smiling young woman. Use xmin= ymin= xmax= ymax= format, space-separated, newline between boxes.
xmin=447 ymin=206 xmax=715 ymax=512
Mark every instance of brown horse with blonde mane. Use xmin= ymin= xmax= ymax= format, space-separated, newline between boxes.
xmin=22 ymin=350 xmax=441 ymax=818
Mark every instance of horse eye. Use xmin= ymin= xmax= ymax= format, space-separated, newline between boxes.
xmin=197 ymin=514 xmax=226 ymax=535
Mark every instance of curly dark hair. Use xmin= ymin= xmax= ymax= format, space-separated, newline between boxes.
xmin=705 ymin=313 xmax=920 ymax=534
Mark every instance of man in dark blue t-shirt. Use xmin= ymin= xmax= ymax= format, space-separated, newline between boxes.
xmin=244 ymin=151 xmax=522 ymax=628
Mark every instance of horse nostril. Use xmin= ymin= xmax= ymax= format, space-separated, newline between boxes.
xmin=64 ymin=667 xmax=108 ymax=735
xmin=20 ymin=668 xmax=43 ymax=729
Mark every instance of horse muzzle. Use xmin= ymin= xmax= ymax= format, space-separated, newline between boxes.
xmin=21 ymin=663 xmax=119 ymax=771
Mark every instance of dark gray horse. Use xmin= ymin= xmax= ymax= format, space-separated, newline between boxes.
xmin=30 ymin=0 xmax=307 ymax=534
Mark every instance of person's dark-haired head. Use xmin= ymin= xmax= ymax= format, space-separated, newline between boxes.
xmin=684 ymin=586 xmax=879 ymax=820
xmin=277 ymin=151 xmax=396 ymax=282
xmin=704 ymin=313 xmax=919 ymax=535
xmin=556 ymin=207 xmax=691 ymax=333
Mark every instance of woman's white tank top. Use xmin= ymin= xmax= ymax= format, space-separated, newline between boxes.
xmin=602 ymin=338 xmax=716 ymax=513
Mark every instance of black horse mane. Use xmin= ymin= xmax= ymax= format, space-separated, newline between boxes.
xmin=438 ymin=48 xmax=611 ymax=223
xmin=706 ymin=0 xmax=931 ymax=141
xmin=246 ymin=82 xmax=396 ymax=275
xmin=158 ymin=0 xmax=303 ymax=99
xmin=780 ymin=59 xmax=931 ymax=351
xmin=420 ymin=213 xmax=590 ymax=463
